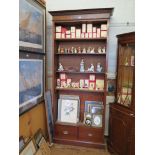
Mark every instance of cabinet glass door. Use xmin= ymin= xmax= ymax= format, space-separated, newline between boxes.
xmin=117 ymin=44 xmax=135 ymax=107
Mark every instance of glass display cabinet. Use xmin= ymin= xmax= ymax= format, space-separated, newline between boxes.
xmin=108 ymin=32 xmax=135 ymax=155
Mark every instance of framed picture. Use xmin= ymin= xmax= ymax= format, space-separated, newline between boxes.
xmin=38 ymin=137 xmax=51 ymax=154
xmin=19 ymin=53 xmax=44 ymax=115
xmin=20 ymin=139 xmax=36 ymax=155
xmin=58 ymin=98 xmax=80 ymax=124
xmin=34 ymin=129 xmax=43 ymax=148
xmin=92 ymin=114 xmax=102 ymax=127
xmin=44 ymin=90 xmax=54 ymax=144
xmin=19 ymin=0 xmax=45 ymax=53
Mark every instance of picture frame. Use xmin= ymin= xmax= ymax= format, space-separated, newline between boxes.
xmin=38 ymin=137 xmax=51 ymax=154
xmin=58 ymin=98 xmax=80 ymax=124
xmin=44 ymin=90 xmax=54 ymax=144
xmin=34 ymin=129 xmax=43 ymax=148
xmin=20 ymin=138 xmax=36 ymax=155
xmin=19 ymin=0 xmax=45 ymax=53
xmin=19 ymin=52 xmax=44 ymax=115
xmin=19 ymin=136 xmax=25 ymax=152
xmin=92 ymin=114 xmax=102 ymax=127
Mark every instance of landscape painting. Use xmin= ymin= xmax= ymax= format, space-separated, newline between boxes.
xmin=19 ymin=0 xmax=44 ymax=52
xmin=19 ymin=59 xmax=43 ymax=114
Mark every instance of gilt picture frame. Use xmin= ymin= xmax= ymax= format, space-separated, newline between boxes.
xmin=19 ymin=0 xmax=45 ymax=53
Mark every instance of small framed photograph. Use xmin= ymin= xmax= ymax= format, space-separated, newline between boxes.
xmin=84 ymin=79 xmax=89 ymax=88
xmin=58 ymin=99 xmax=80 ymax=124
xmin=20 ymin=138 xmax=36 ymax=155
xmin=60 ymin=73 xmax=67 ymax=80
xmin=96 ymin=79 xmax=104 ymax=90
xmin=92 ymin=114 xmax=102 ymax=127
xmin=89 ymin=81 xmax=95 ymax=90
xmin=89 ymin=74 xmax=95 ymax=81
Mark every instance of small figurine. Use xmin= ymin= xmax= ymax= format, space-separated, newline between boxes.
xmin=90 ymin=48 xmax=95 ymax=53
xmin=96 ymin=63 xmax=103 ymax=72
xmin=82 ymin=48 xmax=86 ymax=53
xmin=58 ymin=46 xmax=61 ymax=53
xmin=71 ymin=47 xmax=74 ymax=53
xmin=102 ymin=47 xmax=106 ymax=53
xmin=58 ymin=63 xmax=64 ymax=71
xmin=78 ymin=47 xmax=81 ymax=53
xmin=98 ymin=47 xmax=102 ymax=53
xmin=67 ymin=48 xmax=71 ymax=53
xmin=74 ymin=47 xmax=77 ymax=53
xmin=80 ymin=59 xmax=85 ymax=72
xmin=64 ymin=48 xmax=68 ymax=54
xmin=60 ymin=48 xmax=64 ymax=54
xmin=87 ymin=47 xmax=91 ymax=53
xmin=87 ymin=64 xmax=94 ymax=72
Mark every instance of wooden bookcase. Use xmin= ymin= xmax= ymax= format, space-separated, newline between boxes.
xmin=49 ymin=8 xmax=114 ymax=148
xmin=108 ymin=32 xmax=135 ymax=155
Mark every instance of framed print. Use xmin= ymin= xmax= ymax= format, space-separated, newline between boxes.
xmin=44 ymin=90 xmax=54 ymax=144
xmin=19 ymin=0 xmax=45 ymax=53
xmin=19 ymin=53 xmax=44 ymax=115
xmin=20 ymin=139 xmax=36 ymax=155
xmin=58 ymin=99 xmax=80 ymax=124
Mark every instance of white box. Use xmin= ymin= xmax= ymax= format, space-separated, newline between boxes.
xmin=66 ymin=34 xmax=71 ymax=38
xmin=71 ymin=33 xmax=75 ymax=38
xmin=101 ymin=24 xmax=107 ymax=30
xmin=61 ymin=33 xmax=65 ymax=38
xmin=87 ymin=24 xmax=93 ymax=33
xmin=93 ymin=27 xmax=97 ymax=33
xmin=82 ymin=24 xmax=86 ymax=33
xmin=71 ymin=26 xmax=76 ymax=32
xmin=66 ymin=30 xmax=70 ymax=35
xmin=56 ymin=26 xmax=62 ymax=32
xmin=76 ymin=29 xmax=81 ymax=38
xmin=81 ymin=33 xmax=85 ymax=38
xmin=85 ymin=33 xmax=89 ymax=38
xmin=89 ymin=33 xmax=92 ymax=38
xmin=93 ymin=33 xmax=97 ymax=38
xmin=101 ymin=31 xmax=107 ymax=37
xmin=56 ymin=33 xmax=61 ymax=39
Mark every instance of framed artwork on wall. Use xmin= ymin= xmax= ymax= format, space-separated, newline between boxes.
xmin=19 ymin=52 xmax=44 ymax=115
xmin=19 ymin=0 xmax=45 ymax=53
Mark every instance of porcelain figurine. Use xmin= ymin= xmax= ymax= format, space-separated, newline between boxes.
xmin=80 ymin=59 xmax=85 ymax=72
xmin=96 ymin=63 xmax=103 ymax=72
xmin=58 ymin=63 xmax=64 ymax=71
xmin=87 ymin=64 xmax=94 ymax=72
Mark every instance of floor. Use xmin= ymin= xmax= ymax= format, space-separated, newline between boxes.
xmin=50 ymin=144 xmax=111 ymax=155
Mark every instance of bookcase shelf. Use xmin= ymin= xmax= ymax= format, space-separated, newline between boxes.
xmin=49 ymin=8 xmax=113 ymax=149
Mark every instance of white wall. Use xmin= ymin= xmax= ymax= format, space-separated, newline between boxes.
xmin=46 ymin=0 xmax=135 ymax=74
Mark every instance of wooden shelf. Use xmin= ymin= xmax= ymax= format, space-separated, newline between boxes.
xmin=56 ymin=53 xmax=106 ymax=55
xmin=56 ymin=87 xmax=104 ymax=93
xmin=56 ymin=71 xmax=105 ymax=74
xmin=55 ymin=38 xmax=107 ymax=41
xmin=119 ymin=65 xmax=134 ymax=67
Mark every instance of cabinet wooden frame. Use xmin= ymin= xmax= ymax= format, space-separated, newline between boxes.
xmin=49 ymin=8 xmax=114 ymax=148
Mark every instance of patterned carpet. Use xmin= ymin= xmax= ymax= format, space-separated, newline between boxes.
xmin=50 ymin=144 xmax=111 ymax=155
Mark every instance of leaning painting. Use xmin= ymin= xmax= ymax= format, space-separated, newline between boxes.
xmin=19 ymin=0 xmax=45 ymax=53
xmin=19 ymin=59 xmax=43 ymax=115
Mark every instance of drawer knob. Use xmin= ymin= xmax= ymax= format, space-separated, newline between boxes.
xmin=88 ymin=133 xmax=93 ymax=137
xmin=63 ymin=131 xmax=69 ymax=135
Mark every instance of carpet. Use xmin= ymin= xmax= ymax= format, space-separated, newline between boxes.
xmin=50 ymin=144 xmax=111 ymax=155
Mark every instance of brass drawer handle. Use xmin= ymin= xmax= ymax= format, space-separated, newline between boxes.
xmin=88 ymin=133 xmax=93 ymax=137
xmin=63 ymin=131 xmax=69 ymax=135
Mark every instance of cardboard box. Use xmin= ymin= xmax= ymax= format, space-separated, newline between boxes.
xmin=71 ymin=26 xmax=76 ymax=32
xmin=101 ymin=24 xmax=107 ymax=30
xmin=56 ymin=33 xmax=61 ymax=39
xmin=61 ymin=33 xmax=65 ymax=38
xmin=85 ymin=33 xmax=89 ymax=38
xmin=56 ymin=26 xmax=62 ymax=32
xmin=93 ymin=33 xmax=97 ymax=38
xmin=101 ymin=31 xmax=107 ymax=37
xmin=88 ymin=33 xmax=92 ymax=38
xmin=93 ymin=27 xmax=97 ymax=33
xmin=81 ymin=33 xmax=85 ymax=38
xmin=87 ymin=24 xmax=93 ymax=33
xmin=76 ymin=29 xmax=81 ymax=38
xmin=82 ymin=24 xmax=86 ymax=33
xmin=71 ymin=33 xmax=75 ymax=38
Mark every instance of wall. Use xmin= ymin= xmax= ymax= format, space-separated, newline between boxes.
xmin=46 ymin=0 xmax=135 ymax=75
xmin=19 ymin=102 xmax=47 ymax=139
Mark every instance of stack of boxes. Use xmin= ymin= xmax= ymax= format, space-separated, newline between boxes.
xmin=55 ymin=24 xmax=107 ymax=39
